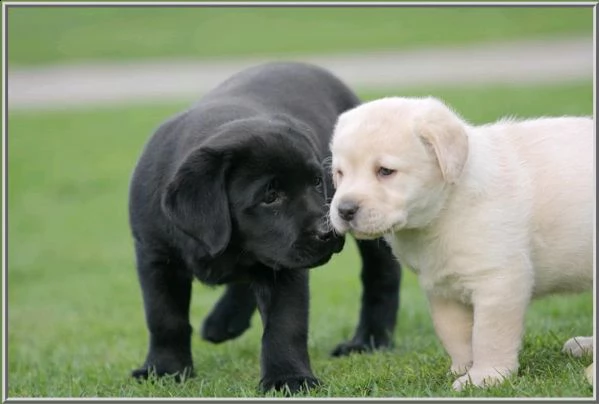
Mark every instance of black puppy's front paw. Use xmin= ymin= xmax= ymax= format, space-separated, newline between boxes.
xmin=131 ymin=363 xmax=194 ymax=383
xmin=331 ymin=336 xmax=394 ymax=357
xmin=260 ymin=375 xmax=321 ymax=394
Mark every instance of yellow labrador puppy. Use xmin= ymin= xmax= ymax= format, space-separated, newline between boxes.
xmin=329 ymin=96 xmax=594 ymax=391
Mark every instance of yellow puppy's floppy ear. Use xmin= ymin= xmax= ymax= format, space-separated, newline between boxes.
xmin=417 ymin=106 xmax=469 ymax=185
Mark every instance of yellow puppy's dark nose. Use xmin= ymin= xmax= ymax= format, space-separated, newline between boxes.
xmin=337 ymin=200 xmax=359 ymax=222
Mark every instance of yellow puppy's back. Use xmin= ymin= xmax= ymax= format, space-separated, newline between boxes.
xmin=495 ymin=117 xmax=594 ymax=297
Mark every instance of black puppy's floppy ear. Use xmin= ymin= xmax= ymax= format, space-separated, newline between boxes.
xmin=162 ymin=146 xmax=231 ymax=258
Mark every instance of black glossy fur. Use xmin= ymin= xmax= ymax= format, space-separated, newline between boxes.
xmin=128 ymin=62 xmax=402 ymax=393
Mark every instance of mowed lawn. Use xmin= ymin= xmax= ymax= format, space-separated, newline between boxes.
xmin=7 ymin=6 xmax=592 ymax=66
xmin=7 ymin=81 xmax=593 ymax=398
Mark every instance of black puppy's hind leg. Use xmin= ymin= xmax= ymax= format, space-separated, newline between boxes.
xmin=131 ymin=243 xmax=194 ymax=381
xmin=332 ymin=238 xmax=401 ymax=356
xmin=201 ymin=282 xmax=257 ymax=343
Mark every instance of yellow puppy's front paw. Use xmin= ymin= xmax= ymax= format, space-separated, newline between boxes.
xmin=562 ymin=336 xmax=593 ymax=357
xmin=450 ymin=361 xmax=473 ymax=376
xmin=452 ymin=367 xmax=514 ymax=391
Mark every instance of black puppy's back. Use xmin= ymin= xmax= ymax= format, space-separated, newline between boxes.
xmin=193 ymin=62 xmax=359 ymax=150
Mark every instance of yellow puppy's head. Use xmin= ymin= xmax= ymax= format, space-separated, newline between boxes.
xmin=329 ymin=97 xmax=469 ymax=239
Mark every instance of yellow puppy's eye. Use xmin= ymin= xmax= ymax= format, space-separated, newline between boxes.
xmin=377 ymin=167 xmax=396 ymax=177
xmin=332 ymin=169 xmax=343 ymax=189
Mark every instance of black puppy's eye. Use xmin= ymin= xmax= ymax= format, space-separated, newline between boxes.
xmin=262 ymin=190 xmax=280 ymax=205
xmin=261 ymin=179 xmax=283 ymax=206
xmin=377 ymin=167 xmax=396 ymax=177
xmin=313 ymin=176 xmax=322 ymax=187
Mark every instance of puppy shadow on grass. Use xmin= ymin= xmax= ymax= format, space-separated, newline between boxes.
xmin=131 ymin=351 xmax=324 ymax=397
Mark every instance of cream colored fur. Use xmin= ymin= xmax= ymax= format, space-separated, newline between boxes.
xmin=329 ymin=96 xmax=594 ymax=390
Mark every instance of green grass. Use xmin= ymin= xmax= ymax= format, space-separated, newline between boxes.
xmin=7 ymin=6 xmax=593 ymax=66
xmin=7 ymin=81 xmax=594 ymax=398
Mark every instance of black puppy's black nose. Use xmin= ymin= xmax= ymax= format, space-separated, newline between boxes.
xmin=314 ymin=223 xmax=334 ymax=242
xmin=316 ymin=229 xmax=333 ymax=242
xmin=337 ymin=200 xmax=359 ymax=222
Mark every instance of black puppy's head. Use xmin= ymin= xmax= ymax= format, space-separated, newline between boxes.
xmin=162 ymin=115 xmax=344 ymax=270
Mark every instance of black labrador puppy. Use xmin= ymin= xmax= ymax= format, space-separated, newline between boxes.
xmin=128 ymin=62 xmax=401 ymax=393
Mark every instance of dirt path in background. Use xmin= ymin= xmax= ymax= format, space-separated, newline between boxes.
xmin=7 ymin=36 xmax=593 ymax=111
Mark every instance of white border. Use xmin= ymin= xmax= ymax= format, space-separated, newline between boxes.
xmin=1 ymin=1 xmax=597 ymax=402
xmin=1 ymin=1 xmax=598 ymax=6
xmin=2 ymin=1 xmax=7 ymax=402
xmin=593 ymin=2 xmax=597 ymax=401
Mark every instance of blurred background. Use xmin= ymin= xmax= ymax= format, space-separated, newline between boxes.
xmin=6 ymin=4 xmax=595 ymax=398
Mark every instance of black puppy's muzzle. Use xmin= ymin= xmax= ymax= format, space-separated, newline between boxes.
xmin=309 ymin=220 xmax=344 ymax=253
xmin=313 ymin=221 xmax=334 ymax=242
xmin=280 ymin=225 xmax=344 ymax=269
